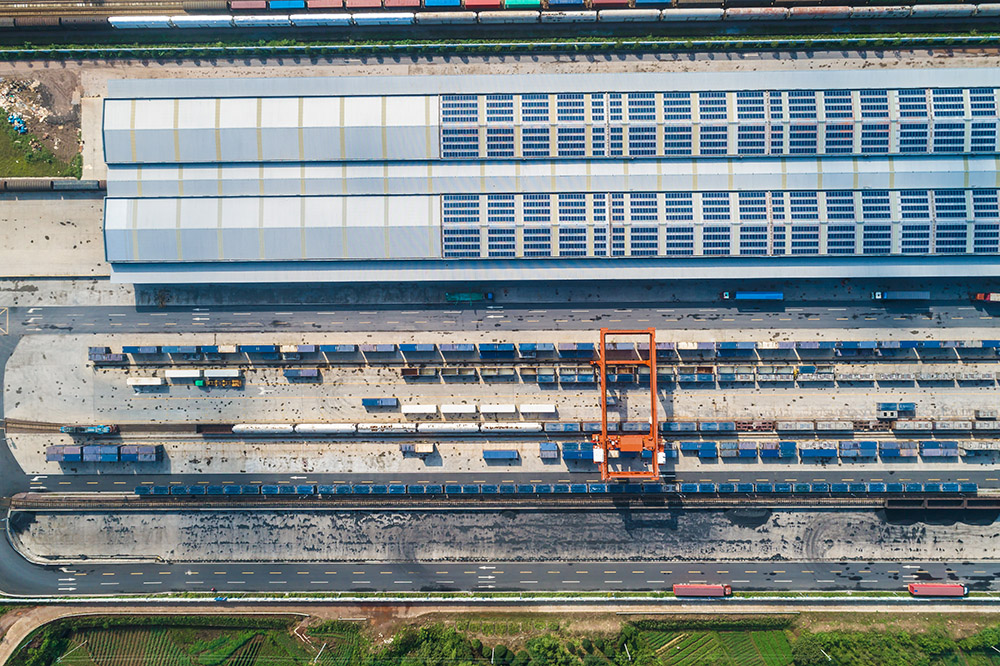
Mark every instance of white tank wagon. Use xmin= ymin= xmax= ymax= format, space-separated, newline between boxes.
xmin=417 ymin=422 xmax=481 ymax=434
xmin=294 ymin=423 xmax=357 ymax=434
xmin=357 ymin=422 xmax=419 ymax=434
xmin=232 ymin=424 xmax=296 ymax=435
xmin=481 ymin=422 xmax=544 ymax=433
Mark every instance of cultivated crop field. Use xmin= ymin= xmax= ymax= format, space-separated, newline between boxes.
xmin=57 ymin=625 xmax=314 ymax=666
xmin=640 ymin=629 xmax=793 ymax=666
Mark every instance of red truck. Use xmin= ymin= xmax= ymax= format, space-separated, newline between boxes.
xmin=673 ymin=584 xmax=732 ymax=597
xmin=974 ymin=293 xmax=1000 ymax=302
xmin=907 ymin=583 xmax=968 ymax=597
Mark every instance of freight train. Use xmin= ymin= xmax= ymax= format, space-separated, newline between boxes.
xmin=136 ymin=479 xmax=979 ymax=496
xmin=3 ymin=2 xmax=998 ymax=29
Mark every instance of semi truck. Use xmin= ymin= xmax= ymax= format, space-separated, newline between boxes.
xmin=907 ymin=583 xmax=968 ymax=597
xmin=445 ymin=291 xmax=494 ymax=303
xmin=871 ymin=291 xmax=931 ymax=300
xmin=721 ymin=291 xmax=783 ymax=301
xmin=673 ymin=584 xmax=733 ymax=597
xmin=974 ymin=292 xmax=1000 ymax=302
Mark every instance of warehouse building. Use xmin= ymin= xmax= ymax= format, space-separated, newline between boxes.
xmin=102 ymin=69 xmax=1000 ymax=283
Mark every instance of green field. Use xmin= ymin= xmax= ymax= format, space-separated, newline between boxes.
xmin=0 ymin=110 xmax=80 ymax=178
xmin=638 ymin=629 xmax=792 ymax=665
xmin=10 ymin=614 xmax=1000 ymax=666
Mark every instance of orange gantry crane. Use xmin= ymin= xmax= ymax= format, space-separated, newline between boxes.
xmin=591 ymin=328 xmax=661 ymax=481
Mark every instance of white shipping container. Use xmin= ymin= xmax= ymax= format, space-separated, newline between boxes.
xmin=401 ymin=404 xmax=438 ymax=415
xmin=481 ymin=404 xmax=517 ymax=415
xmin=518 ymin=404 xmax=557 ymax=414
xmin=203 ymin=368 xmax=242 ymax=379
xmin=441 ymin=404 xmax=477 ymax=415
xmin=415 ymin=443 xmax=435 ymax=454
xmin=218 ymin=345 xmax=239 ymax=354
xmin=127 ymin=377 xmax=165 ymax=386
xmin=165 ymin=368 xmax=202 ymax=379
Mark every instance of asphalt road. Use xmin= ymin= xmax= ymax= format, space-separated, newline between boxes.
xmin=9 ymin=549 xmax=999 ymax=597
xmin=25 ymin=468 xmax=1000 ymax=494
xmin=11 ymin=301 xmax=997 ymax=336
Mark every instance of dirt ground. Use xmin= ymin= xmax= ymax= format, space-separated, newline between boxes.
xmin=0 ymin=70 xmax=82 ymax=164
xmin=792 ymin=611 xmax=1000 ymax=640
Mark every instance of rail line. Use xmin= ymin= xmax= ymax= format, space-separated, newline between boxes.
xmin=5 ymin=492 xmax=898 ymax=511
xmin=4 ymin=419 xmax=64 ymax=434
xmin=0 ymin=1 xmax=183 ymax=16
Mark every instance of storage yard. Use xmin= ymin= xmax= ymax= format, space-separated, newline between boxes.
xmin=4 ymin=45 xmax=1000 ymax=603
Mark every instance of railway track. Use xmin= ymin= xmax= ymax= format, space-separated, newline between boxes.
xmin=0 ymin=0 xmax=184 ymax=16
xmin=3 ymin=419 xmax=63 ymax=434
xmin=10 ymin=492 xmax=887 ymax=511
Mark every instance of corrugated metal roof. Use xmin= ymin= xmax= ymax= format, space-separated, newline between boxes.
xmin=107 ymin=67 xmax=1000 ymax=99
xmin=106 ymin=155 xmax=992 ymax=199
xmin=108 ymin=254 xmax=1000 ymax=284
xmin=103 ymin=95 xmax=439 ymax=164
xmin=104 ymin=196 xmax=440 ymax=263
